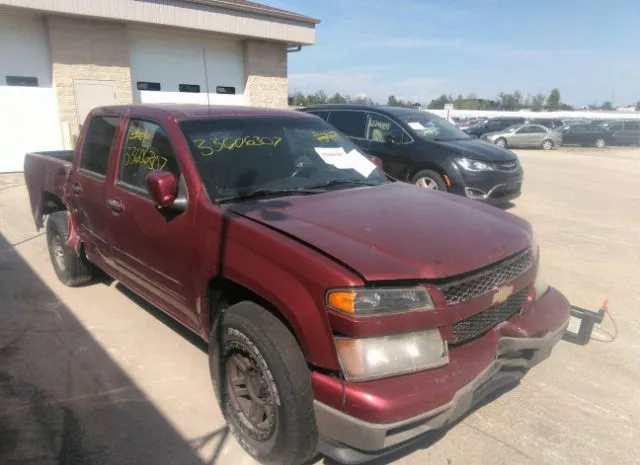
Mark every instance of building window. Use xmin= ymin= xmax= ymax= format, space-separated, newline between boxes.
xmin=6 ymin=76 xmax=38 ymax=87
xmin=137 ymin=81 xmax=161 ymax=91
xmin=179 ymin=84 xmax=201 ymax=93
xmin=216 ymin=86 xmax=236 ymax=95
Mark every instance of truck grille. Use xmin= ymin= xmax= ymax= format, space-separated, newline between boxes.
xmin=440 ymin=249 xmax=532 ymax=305
xmin=451 ymin=287 xmax=530 ymax=345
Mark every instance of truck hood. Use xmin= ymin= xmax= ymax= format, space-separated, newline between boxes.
xmin=230 ymin=183 xmax=532 ymax=282
xmin=432 ymin=138 xmax=517 ymax=161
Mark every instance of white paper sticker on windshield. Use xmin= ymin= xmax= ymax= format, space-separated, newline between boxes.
xmin=408 ymin=122 xmax=426 ymax=130
xmin=314 ymin=147 xmax=376 ymax=177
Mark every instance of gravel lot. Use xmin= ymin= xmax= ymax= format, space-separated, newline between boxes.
xmin=1 ymin=147 xmax=639 ymax=465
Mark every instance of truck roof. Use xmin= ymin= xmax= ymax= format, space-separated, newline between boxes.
xmin=92 ymin=103 xmax=314 ymax=120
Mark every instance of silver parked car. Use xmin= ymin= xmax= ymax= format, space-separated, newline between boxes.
xmin=480 ymin=123 xmax=562 ymax=150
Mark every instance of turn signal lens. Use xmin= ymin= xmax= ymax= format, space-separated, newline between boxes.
xmin=326 ymin=287 xmax=434 ymax=316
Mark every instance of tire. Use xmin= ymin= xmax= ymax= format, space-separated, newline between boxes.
xmin=595 ymin=138 xmax=606 ymax=148
xmin=46 ymin=211 xmax=93 ymax=286
xmin=209 ymin=302 xmax=318 ymax=465
xmin=411 ymin=169 xmax=447 ymax=191
xmin=495 ymin=137 xmax=507 ymax=148
xmin=541 ymin=139 xmax=554 ymax=150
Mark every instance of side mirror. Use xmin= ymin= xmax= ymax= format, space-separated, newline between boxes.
xmin=147 ymin=171 xmax=177 ymax=208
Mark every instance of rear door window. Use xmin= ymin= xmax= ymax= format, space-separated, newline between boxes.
xmin=79 ymin=116 xmax=120 ymax=177
xmin=328 ymin=111 xmax=366 ymax=138
xmin=306 ymin=110 xmax=330 ymax=121
xmin=624 ymin=121 xmax=640 ymax=130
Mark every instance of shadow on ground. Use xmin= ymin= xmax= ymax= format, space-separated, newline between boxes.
xmin=0 ymin=231 xmax=228 ymax=465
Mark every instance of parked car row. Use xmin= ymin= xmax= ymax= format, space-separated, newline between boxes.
xmin=462 ymin=116 xmax=640 ymax=149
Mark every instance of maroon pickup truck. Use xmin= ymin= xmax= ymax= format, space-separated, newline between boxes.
xmin=24 ymin=104 xmax=570 ymax=465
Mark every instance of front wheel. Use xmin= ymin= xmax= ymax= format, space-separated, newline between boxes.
xmin=541 ymin=139 xmax=554 ymax=150
xmin=494 ymin=137 xmax=507 ymax=148
xmin=209 ymin=302 xmax=318 ymax=465
xmin=411 ymin=169 xmax=447 ymax=191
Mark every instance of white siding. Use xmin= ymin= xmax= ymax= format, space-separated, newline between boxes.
xmin=0 ymin=11 xmax=63 ymax=173
xmin=129 ymin=26 xmax=244 ymax=106
xmin=0 ymin=0 xmax=316 ymax=45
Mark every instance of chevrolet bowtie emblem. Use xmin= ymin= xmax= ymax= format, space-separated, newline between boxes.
xmin=491 ymin=285 xmax=514 ymax=306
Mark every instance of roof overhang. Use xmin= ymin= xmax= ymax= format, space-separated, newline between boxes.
xmin=0 ymin=0 xmax=318 ymax=45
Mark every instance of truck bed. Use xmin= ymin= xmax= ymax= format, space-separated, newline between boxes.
xmin=23 ymin=150 xmax=75 ymax=231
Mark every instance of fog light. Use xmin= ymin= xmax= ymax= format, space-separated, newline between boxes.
xmin=465 ymin=187 xmax=487 ymax=199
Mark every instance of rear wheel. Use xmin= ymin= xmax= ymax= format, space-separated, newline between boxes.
xmin=541 ymin=139 xmax=554 ymax=150
xmin=209 ymin=302 xmax=318 ymax=465
xmin=595 ymin=138 xmax=606 ymax=148
xmin=411 ymin=169 xmax=447 ymax=191
xmin=46 ymin=211 xmax=93 ymax=286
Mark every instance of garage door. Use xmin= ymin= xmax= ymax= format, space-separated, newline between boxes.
xmin=0 ymin=10 xmax=63 ymax=173
xmin=129 ymin=26 xmax=244 ymax=107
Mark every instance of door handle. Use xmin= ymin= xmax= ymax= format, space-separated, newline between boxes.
xmin=71 ymin=182 xmax=82 ymax=195
xmin=106 ymin=198 xmax=125 ymax=213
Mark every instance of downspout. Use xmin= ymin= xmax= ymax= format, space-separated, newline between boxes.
xmin=287 ymin=45 xmax=302 ymax=53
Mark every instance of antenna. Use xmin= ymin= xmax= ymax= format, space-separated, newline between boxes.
xmin=202 ymin=47 xmax=212 ymax=117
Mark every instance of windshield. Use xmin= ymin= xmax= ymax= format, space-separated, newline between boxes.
xmin=393 ymin=112 xmax=471 ymax=141
xmin=179 ymin=116 xmax=389 ymax=201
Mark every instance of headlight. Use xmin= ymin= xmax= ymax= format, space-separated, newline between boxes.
xmin=531 ymin=232 xmax=549 ymax=300
xmin=456 ymin=157 xmax=495 ymax=172
xmin=334 ymin=330 xmax=449 ymax=381
xmin=326 ymin=287 xmax=434 ymax=316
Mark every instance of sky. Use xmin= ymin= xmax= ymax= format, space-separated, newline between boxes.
xmin=263 ymin=0 xmax=640 ymax=107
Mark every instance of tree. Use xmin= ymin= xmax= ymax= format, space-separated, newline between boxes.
xmin=546 ymin=88 xmax=561 ymax=111
xmin=427 ymin=94 xmax=452 ymax=109
xmin=329 ymin=93 xmax=348 ymax=104
xmin=601 ymin=101 xmax=614 ymax=111
xmin=531 ymin=93 xmax=546 ymax=111
xmin=387 ymin=95 xmax=400 ymax=106
xmin=289 ymin=91 xmax=308 ymax=107
xmin=636 ymin=101 xmax=640 ymax=111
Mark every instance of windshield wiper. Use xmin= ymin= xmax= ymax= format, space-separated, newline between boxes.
xmin=217 ymin=187 xmax=323 ymax=203
xmin=304 ymin=179 xmax=380 ymax=190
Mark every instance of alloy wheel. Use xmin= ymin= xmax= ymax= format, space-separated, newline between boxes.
xmin=415 ymin=177 xmax=440 ymax=189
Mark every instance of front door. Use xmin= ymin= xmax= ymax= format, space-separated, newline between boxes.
xmin=68 ymin=114 xmax=122 ymax=265
xmin=364 ymin=112 xmax=408 ymax=179
xmin=105 ymin=116 xmax=198 ymax=328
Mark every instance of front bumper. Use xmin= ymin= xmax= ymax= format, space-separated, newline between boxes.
xmin=447 ymin=163 xmax=523 ymax=204
xmin=315 ymin=288 xmax=569 ymax=464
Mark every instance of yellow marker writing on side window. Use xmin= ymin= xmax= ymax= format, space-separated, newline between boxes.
xmin=129 ymin=128 xmax=152 ymax=142
xmin=194 ymin=136 xmax=283 ymax=156
xmin=312 ymin=131 xmax=338 ymax=142
xmin=124 ymin=146 xmax=168 ymax=171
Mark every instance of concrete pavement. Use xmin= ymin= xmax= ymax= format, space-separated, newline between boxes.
xmin=1 ymin=147 xmax=639 ymax=465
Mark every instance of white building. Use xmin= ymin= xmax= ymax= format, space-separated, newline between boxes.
xmin=0 ymin=0 xmax=319 ymax=172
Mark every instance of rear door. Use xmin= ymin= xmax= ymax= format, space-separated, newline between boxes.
xmin=327 ymin=110 xmax=369 ymax=153
xmin=622 ymin=121 xmax=640 ymax=145
xmin=68 ymin=114 xmax=122 ymax=264
xmin=105 ymin=116 xmax=198 ymax=328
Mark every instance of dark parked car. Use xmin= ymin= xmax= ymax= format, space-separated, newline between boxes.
xmin=299 ymin=104 xmax=524 ymax=204
xmin=464 ymin=117 xmax=527 ymax=138
xmin=23 ymin=103 xmax=570 ymax=465
xmin=599 ymin=120 xmax=640 ymax=146
xmin=526 ymin=118 xmax=565 ymax=130
xmin=559 ymin=123 xmax=610 ymax=148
